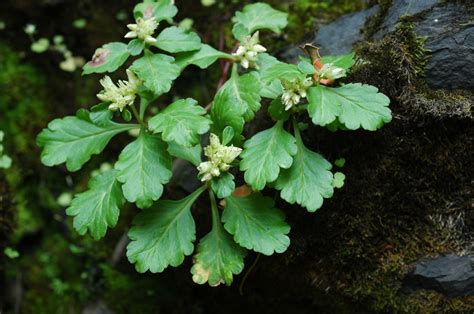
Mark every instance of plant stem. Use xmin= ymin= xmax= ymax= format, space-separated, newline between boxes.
xmin=208 ymin=189 xmax=221 ymax=231
xmin=131 ymin=104 xmax=146 ymax=128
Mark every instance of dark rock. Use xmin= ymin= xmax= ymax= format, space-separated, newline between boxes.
xmin=315 ymin=5 xmax=380 ymax=56
xmin=373 ymin=0 xmax=441 ymax=39
xmin=415 ymin=3 xmax=474 ymax=89
xmin=281 ymin=0 xmax=473 ymax=90
xmin=279 ymin=5 xmax=380 ymax=63
xmin=403 ymin=255 xmax=474 ymax=297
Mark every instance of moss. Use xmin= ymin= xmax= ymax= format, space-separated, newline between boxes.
xmin=350 ymin=19 xmax=429 ymax=100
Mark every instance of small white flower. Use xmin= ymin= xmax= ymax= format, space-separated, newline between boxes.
xmin=96 ymin=69 xmax=141 ymax=112
xmin=317 ymin=63 xmax=346 ymax=80
xmin=233 ymin=31 xmax=267 ymax=69
xmin=125 ymin=17 xmax=158 ymax=44
xmin=197 ymin=133 xmax=242 ymax=182
xmin=281 ymin=77 xmax=314 ymax=111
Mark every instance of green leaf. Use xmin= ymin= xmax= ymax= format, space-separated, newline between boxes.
xmin=211 ymin=173 xmax=235 ymax=199
xmin=127 ymin=186 xmax=205 ymax=273
xmin=149 ymin=98 xmax=210 ymax=147
xmin=234 ymin=2 xmax=288 ymax=35
xmin=333 ymin=172 xmax=345 ymax=188
xmin=298 ymin=59 xmax=316 ymax=75
xmin=131 ymin=52 xmax=180 ymax=97
xmin=232 ymin=23 xmax=248 ymax=41
xmin=155 ymin=26 xmax=201 ymax=53
xmin=256 ymin=53 xmax=284 ymax=98
xmin=260 ymin=63 xmax=305 ymax=85
xmin=240 ymin=121 xmax=297 ymax=190
xmin=134 ymin=0 xmax=178 ymax=23
xmin=191 ymin=195 xmax=246 ymax=286
xmin=167 ymin=141 xmax=202 ymax=166
xmin=275 ymin=132 xmax=334 ymax=212
xmin=37 ymin=113 xmax=137 ymax=171
xmin=83 ymin=42 xmax=130 ymax=75
xmin=307 ymin=83 xmax=392 ymax=130
xmin=222 ymin=193 xmax=290 ymax=255
xmin=175 ymin=44 xmax=233 ymax=71
xmin=268 ymin=97 xmax=290 ymax=121
xmin=210 ymin=87 xmax=245 ymax=140
xmin=218 ymin=67 xmax=261 ymax=121
xmin=334 ymin=158 xmax=346 ymax=168
xmin=89 ymin=103 xmax=113 ymax=126
xmin=321 ymin=52 xmax=355 ymax=71
xmin=115 ymin=132 xmax=172 ymax=209
xmin=127 ymin=39 xmax=145 ymax=56
xmin=221 ymin=126 xmax=235 ymax=145
xmin=66 ymin=170 xmax=125 ymax=240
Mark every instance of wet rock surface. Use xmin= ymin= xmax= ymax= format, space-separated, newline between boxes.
xmin=404 ymin=255 xmax=474 ymax=297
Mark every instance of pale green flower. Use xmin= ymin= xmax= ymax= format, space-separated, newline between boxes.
xmin=233 ymin=31 xmax=267 ymax=69
xmin=198 ymin=133 xmax=242 ymax=182
xmin=125 ymin=17 xmax=158 ymax=44
xmin=281 ymin=77 xmax=313 ymax=111
xmin=96 ymin=69 xmax=140 ymax=112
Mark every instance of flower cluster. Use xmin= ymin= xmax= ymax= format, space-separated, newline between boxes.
xmin=124 ymin=17 xmax=158 ymax=44
xmin=232 ymin=32 xmax=267 ymax=69
xmin=197 ymin=134 xmax=242 ymax=182
xmin=317 ymin=63 xmax=346 ymax=81
xmin=281 ymin=77 xmax=313 ymax=111
xmin=96 ymin=69 xmax=140 ymax=112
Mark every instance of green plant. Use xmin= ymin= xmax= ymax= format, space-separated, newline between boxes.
xmin=37 ymin=0 xmax=391 ymax=287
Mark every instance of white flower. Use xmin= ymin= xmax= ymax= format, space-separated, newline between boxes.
xmin=281 ymin=77 xmax=314 ymax=111
xmin=317 ymin=63 xmax=346 ymax=80
xmin=197 ymin=133 xmax=242 ymax=182
xmin=96 ymin=69 xmax=141 ymax=112
xmin=124 ymin=17 xmax=158 ymax=44
xmin=233 ymin=31 xmax=267 ymax=69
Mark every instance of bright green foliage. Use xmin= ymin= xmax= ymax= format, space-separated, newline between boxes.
xmin=134 ymin=0 xmax=177 ymax=23
xmin=127 ymin=187 xmax=205 ymax=273
xmin=260 ymin=63 xmax=304 ymax=85
xmin=175 ymin=44 xmax=233 ymax=70
xmin=89 ymin=103 xmax=113 ymax=126
xmin=37 ymin=1 xmax=391 ymax=287
xmin=234 ymin=2 xmax=288 ymax=36
xmin=83 ymin=42 xmax=130 ymax=75
xmin=307 ymin=83 xmax=392 ymax=130
xmin=210 ymin=66 xmax=261 ymax=138
xmin=240 ymin=121 xmax=297 ymax=190
xmin=37 ymin=111 xmax=137 ymax=171
xmin=223 ymin=193 xmax=290 ymax=255
xmin=167 ymin=142 xmax=202 ymax=166
xmin=211 ymin=172 xmax=235 ymax=199
xmin=131 ymin=52 xmax=180 ymax=97
xmin=191 ymin=223 xmax=246 ymax=286
xmin=149 ymin=98 xmax=210 ymax=147
xmin=191 ymin=191 xmax=246 ymax=286
xmin=321 ymin=52 xmax=355 ymax=71
xmin=115 ymin=132 xmax=172 ymax=209
xmin=155 ymin=26 xmax=201 ymax=53
xmin=275 ymin=129 xmax=334 ymax=212
xmin=66 ymin=170 xmax=125 ymax=239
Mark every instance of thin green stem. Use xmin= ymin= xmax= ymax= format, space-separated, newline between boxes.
xmin=209 ymin=189 xmax=221 ymax=231
xmin=131 ymin=104 xmax=146 ymax=128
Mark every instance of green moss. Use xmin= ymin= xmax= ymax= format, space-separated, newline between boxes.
xmin=351 ymin=19 xmax=429 ymax=99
